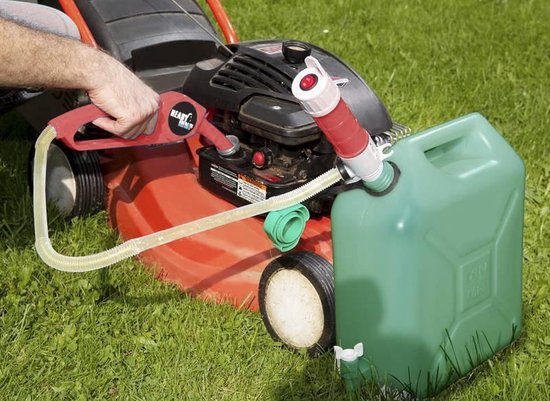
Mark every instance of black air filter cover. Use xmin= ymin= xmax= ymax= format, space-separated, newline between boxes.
xmin=182 ymin=40 xmax=392 ymax=142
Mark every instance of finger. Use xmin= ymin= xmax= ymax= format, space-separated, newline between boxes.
xmin=93 ymin=117 xmax=119 ymax=135
xmin=121 ymin=124 xmax=142 ymax=139
xmin=128 ymin=102 xmax=158 ymax=138
xmin=123 ymin=105 xmax=156 ymax=138
xmin=144 ymin=112 xmax=158 ymax=135
xmin=128 ymin=120 xmax=149 ymax=139
xmin=93 ymin=117 xmax=140 ymax=139
xmin=114 ymin=114 xmax=148 ymax=139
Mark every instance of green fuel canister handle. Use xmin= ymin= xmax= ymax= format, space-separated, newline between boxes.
xmin=405 ymin=113 xmax=505 ymax=180
xmin=407 ymin=113 xmax=498 ymax=161
xmin=264 ymin=204 xmax=310 ymax=252
xmin=408 ymin=113 xmax=478 ymax=152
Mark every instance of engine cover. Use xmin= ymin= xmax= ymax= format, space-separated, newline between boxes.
xmin=181 ymin=39 xmax=392 ymax=145
xmin=181 ymin=40 xmax=394 ymax=214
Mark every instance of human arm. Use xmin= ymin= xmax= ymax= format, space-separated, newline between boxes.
xmin=0 ymin=17 xmax=159 ymax=138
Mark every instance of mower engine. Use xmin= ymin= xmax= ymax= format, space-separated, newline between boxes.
xmin=182 ymin=40 xmax=408 ymax=214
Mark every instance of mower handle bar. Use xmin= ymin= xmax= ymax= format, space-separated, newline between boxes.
xmin=48 ymin=91 xmax=210 ymax=151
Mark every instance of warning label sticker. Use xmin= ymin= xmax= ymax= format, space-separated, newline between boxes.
xmin=237 ymin=174 xmax=267 ymax=203
xmin=253 ymin=43 xmax=282 ymax=55
xmin=209 ymin=165 xmax=267 ymax=203
xmin=210 ymin=165 xmax=237 ymax=192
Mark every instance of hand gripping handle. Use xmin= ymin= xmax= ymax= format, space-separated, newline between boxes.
xmin=49 ymin=91 xmax=208 ymax=151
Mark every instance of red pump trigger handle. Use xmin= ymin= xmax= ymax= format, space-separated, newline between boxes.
xmin=49 ymin=91 xmax=230 ymax=152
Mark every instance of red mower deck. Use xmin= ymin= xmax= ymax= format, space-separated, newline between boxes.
xmin=101 ymin=136 xmax=333 ymax=311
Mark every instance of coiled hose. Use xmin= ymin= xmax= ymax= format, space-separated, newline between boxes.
xmin=33 ymin=126 xmax=342 ymax=272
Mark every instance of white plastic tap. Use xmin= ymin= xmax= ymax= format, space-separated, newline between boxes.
xmin=334 ymin=343 xmax=364 ymax=370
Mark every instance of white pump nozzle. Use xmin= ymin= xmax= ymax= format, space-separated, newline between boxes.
xmin=291 ymin=56 xmax=340 ymax=117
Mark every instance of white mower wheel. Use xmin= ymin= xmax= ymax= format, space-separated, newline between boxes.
xmin=259 ymin=251 xmax=335 ymax=356
xmin=45 ymin=143 xmax=77 ymax=215
xmin=29 ymin=140 xmax=105 ymax=217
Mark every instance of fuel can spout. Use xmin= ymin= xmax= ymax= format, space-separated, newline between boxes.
xmin=291 ymin=56 xmax=394 ymax=192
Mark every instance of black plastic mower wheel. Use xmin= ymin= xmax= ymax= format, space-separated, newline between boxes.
xmin=258 ymin=251 xmax=335 ymax=357
xmin=28 ymin=140 xmax=105 ymax=218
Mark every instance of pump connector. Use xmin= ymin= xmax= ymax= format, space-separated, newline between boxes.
xmin=197 ymin=120 xmax=240 ymax=157
xmin=291 ymin=56 xmax=394 ymax=193
xmin=217 ymin=134 xmax=240 ymax=157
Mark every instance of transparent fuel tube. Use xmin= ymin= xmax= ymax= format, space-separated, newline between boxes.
xmin=34 ymin=126 xmax=342 ymax=272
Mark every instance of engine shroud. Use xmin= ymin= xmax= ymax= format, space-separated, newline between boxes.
xmin=181 ymin=40 xmax=393 ymax=214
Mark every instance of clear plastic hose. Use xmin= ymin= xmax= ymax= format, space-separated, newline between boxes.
xmin=33 ymin=126 xmax=342 ymax=272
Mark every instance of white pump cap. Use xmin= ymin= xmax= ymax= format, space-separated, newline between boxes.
xmin=341 ymin=140 xmax=384 ymax=182
xmin=334 ymin=343 xmax=364 ymax=370
xmin=291 ymin=56 xmax=340 ymax=117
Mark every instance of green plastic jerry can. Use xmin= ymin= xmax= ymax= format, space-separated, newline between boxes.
xmin=332 ymin=113 xmax=524 ymax=398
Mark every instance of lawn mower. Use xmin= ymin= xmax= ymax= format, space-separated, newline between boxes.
xmin=27 ymin=0 xmax=405 ymax=347
xmin=24 ymin=0 xmax=525 ymax=398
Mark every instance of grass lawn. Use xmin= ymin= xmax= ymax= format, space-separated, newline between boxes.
xmin=1 ymin=0 xmax=549 ymax=399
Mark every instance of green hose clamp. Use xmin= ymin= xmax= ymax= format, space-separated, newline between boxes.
xmin=264 ymin=204 xmax=310 ymax=252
